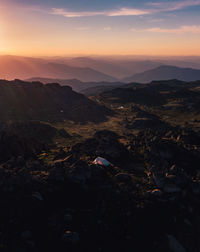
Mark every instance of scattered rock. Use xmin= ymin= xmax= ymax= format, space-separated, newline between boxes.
xmin=62 ymin=231 xmax=80 ymax=243
xmin=167 ymin=235 xmax=186 ymax=252
xmin=114 ymin=173 xmax=133 ymax=182
xmin=93 ymin=157 xmax=111 ymax=166
xmin=64 ymin=214 xmax=73 ymax=223
xmin=58 ymin=128 xmax=71 ymax=138
xmin=163 ymin=184 xmax=181 ymax=193
xmin=21 ymin=230 xmax=32 ymax=240
xmin=151 ymin=189 xmax=163 ymax=197
xmin=32 ymin=192 xmax=44 ymax=201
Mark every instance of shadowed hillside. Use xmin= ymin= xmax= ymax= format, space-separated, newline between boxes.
xmin=26 ymin=77 xmax=123 ymax=93
xmin=0 ymin=79 xmax=200 ymax=252
xmin=0 ymin=79 xmax=112 ymax=122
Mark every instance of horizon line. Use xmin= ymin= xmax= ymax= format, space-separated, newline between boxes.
xmin=1 ymin=53 xmax=200 ymax=58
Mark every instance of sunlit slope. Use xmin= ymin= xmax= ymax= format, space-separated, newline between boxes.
xmin=0 ymin=56 xmax=116 ymax=82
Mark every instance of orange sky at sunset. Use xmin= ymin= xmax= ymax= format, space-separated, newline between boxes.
xmin=0 ymin=0 xmax=200 ymax=56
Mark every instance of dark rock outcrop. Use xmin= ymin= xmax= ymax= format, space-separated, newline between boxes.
xmin=0 ymin=79 xmax=112 ymax=122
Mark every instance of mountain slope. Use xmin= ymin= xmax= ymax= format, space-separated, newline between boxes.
xmin=26 ymin=77 xmax=123 ymax=93
xmin=122 ymin=65 xmax=200 ymax=83
xmin=62 ymin=57 xmax=162 ymax=78
xmin=65 ymin=58 xmax=200 ymax=79
xmin=0 ymin=79 xmax=112 ymax=122
xmin=0 ymin=55 xmax=117 ymax=82
xmin=45 ymin=63 xmax=117 ymax=82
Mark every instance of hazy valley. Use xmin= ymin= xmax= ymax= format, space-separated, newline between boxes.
xmin=2 ymin=55 xmax=200 ymax=83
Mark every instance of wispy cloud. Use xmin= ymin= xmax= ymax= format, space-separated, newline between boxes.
xmin=130 ymin=25 xmax=200 ymax=34
xmin=49 ymin=1 xmax=200 ymax=18
xmin=51 ymin=7 xmax=149 ymax=18
xmin=108 ymin=8 xmax=149 ymax=16
xmin=51 ymin=8 xmax=103 ymax=18
xmin=147 ymin=25 xmax=200 ymax=34
xmin=148 ymin=0 xmax=200 ymax=12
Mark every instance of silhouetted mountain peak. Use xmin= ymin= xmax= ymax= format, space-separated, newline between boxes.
xmin=123 ymin=65 xmax=200 ymax=83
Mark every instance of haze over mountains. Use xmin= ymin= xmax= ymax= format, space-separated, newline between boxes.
xmin=0 ymin=56 xmax=116 ymax=82
xmin=123 ymin=65 xmax=200 ymax=83
xmin=59 ymin=56 xmax=200 ymax=79
xmin=1 ymin=55 xmax=200 ymax=84
xmin=27 ymin=77 xmax=124 ymax=93
xmin=58 ymin=57 xmax=161 ymax=79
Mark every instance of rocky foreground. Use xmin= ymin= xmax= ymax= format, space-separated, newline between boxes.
xmin=0 ymin=120 xmax=200 ymax=252
xmin=0 ymin=79 xmax=112 ymax=122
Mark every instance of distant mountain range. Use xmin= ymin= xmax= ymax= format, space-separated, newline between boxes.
xmin=27 ymin=64 xmax=200 ymax=96
xmin=54 ymin=56 xmax=200 ymax=79
xmin=0 ymin=79 xmax=112 ymax=122
xmin=1 ymin=55 xmax=200 ymax=83
xmin=122 ymin=65 xmax=200 ymax=83
xmin=60 ymin=57 xmax=162 ymax=79
xmin=0 ymin=55 xmax=117 ymax=82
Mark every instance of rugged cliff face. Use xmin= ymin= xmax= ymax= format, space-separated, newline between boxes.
xmin=0 ymin=79 xmax=112 ymax=122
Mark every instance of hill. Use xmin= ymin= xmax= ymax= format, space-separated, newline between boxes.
xmin=0 ymin=79 xmax=112 ymax=122
xmin=0 ymin=55 xmax=116 ymax=82
xmin=26 ymin=77 xmax=123 ymax=93
xmin=54 ymin=57 xmax=200 ymax=79
xmin=62 ymin=57 xmax=162 ymax=79
xmin=1 ymin=79 xmax=200 ymax=252
xmin=122 ymin=65 xmax=200 ymax=83
xmin=2 ymin=55 xmax=200 ymax=82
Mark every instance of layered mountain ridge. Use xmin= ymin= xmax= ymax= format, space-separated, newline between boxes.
xmin=0 ymin=56 xmax=117 ymax=82
xmin=123 ymin=65 xmax=200 ymax=83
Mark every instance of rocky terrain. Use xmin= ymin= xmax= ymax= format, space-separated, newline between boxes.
xmin=26 ymin=77 xmax=123 ymax=93
xmin=0 ymin=79 xmax=112 ymax=122
xmin=0 ymin=79 xmax=200 ymax=252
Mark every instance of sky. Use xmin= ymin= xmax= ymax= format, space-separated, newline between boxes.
xmin=0 ymin=0 xmax=200 ymax=56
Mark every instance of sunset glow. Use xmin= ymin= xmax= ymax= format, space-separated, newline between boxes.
xmin=0 ymin=0 xmax=200 ymax=56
